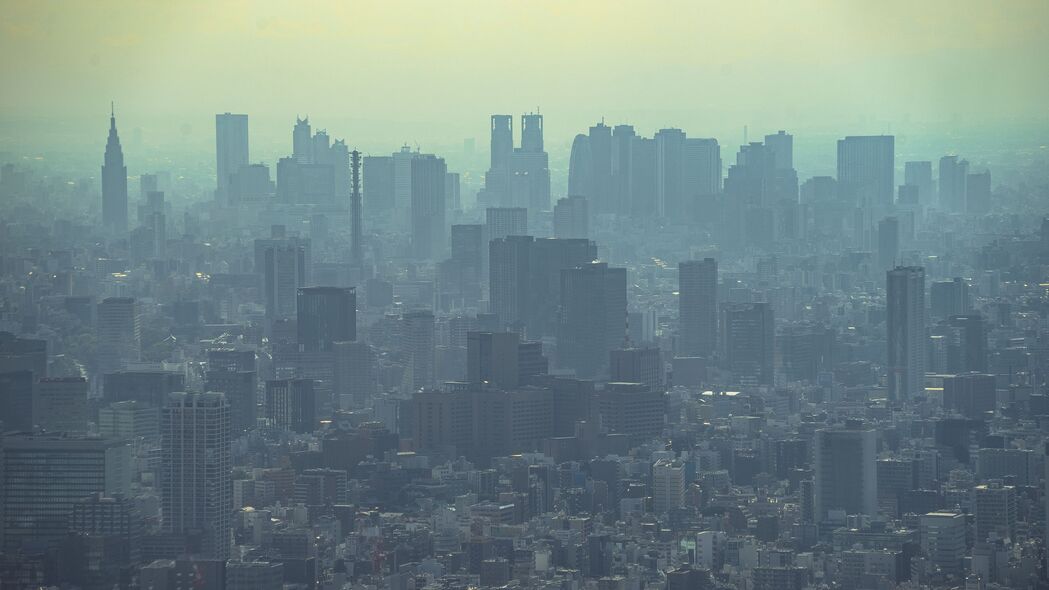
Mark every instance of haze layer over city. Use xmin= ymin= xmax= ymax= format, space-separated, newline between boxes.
xmin=2 ymin=2 xmax=1049 ymax=589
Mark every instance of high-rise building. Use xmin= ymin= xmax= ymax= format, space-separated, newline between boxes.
xmin=204 ymin=370 xmax=257 ymax=434
xmin=0 ymin=331 xmax=47 ymax=378
xmin=887 ymin=266 xmax=926 ymax=402
xmin=682 ymin=137 xmax=722 ymax=205
xmin=486 ymin=207 xmax=528 ymax=241
xmin=720 ymin=302 xmax=774 ymax=385
xmin=814 ymin=422 xmax=877 ymax=522
xmin=333 ymin=340 xmax=376 ymax=409
xmin=34 ymin=376 xmax=88 ymax=433
xmin=403 ymin=310 xmax=436 ymax=391
xmin=101 ymin=105 xmax=128 ymax=234
xmin=265 ymin=379 xmax=316 ymax=433
xmin=292 ymin=117 xmax=312 ymax=163
xmin=489 ymin=235 xmax=533 ymax=332
xmin=215 ymin=113 xmax=249 ymax=201
xmin=679 ymin=258 xmax=718 ymax=358
xmin=96 ymin=297 xmax=141 ymax=375
xmin=588 ymin=121 xmax=613 ymax=215
xmin=410 ymin=154 xmax=448 ymax=259
xmin=609 ymin=347 xmax=662 ymax=389
xmin=938 ymin=155 xmax=969 ymax=212
xmin=966 ymin=170 xmax=991 ymax=215
xmin=904 ymin=161 xmax=933 ymax=203
xmin=255 ymin=228 xmax=311 ymax=320
xmin=655 ymin=128 xmax=686 ymax=218
xmin=611 ymin=124 xmax=636 ymax=216
xmin=652 ymin=459 xmax=685 ymax=513
xmin=764 ymin=130 xmax=794 ymax=170
xmin=930 ymin=277 xmax=969 ymax=319
xmin=942 ymin=373 xmax=995 ymax=419
xmin=877 ymin=216 xmax=899 ymax=270
xmin=297 ymin=287 xmax=356 ymax=352
xmin=567 ymin=133 xmax=593 ymax=201
xmin=1 ymin=433 xmax=131 ymax=553
xmin=0 ymin=370 xmax=33 ymax=432
xmin=558 ymin=262 xmax=627 ymax=378
xmin=161 ymin=392 xmax=232 ymax=560
xmin=363 ymin=155 xmax=395 ymax=216
xmin=467 ymin=331 xmax=520 ymax=389
xmin=836 ymin=135 xmax=894 ymax=206
xmin=553 ymin=195 xmax=589 ymax=239
xmin=974 ymin=482 xmax=1016 ymax=543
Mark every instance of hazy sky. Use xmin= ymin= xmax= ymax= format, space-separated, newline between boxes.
xmin=2 ymin=0 xmax=1048 ymax=156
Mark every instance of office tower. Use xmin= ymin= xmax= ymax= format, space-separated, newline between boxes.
xmin=930 ymin=277 xmax=969 ymax=319
xmin=255 ymin=228 xmax=311 ymax=320
xmin=208 ymin=348 xmax=255 ymax=373
xmin=947 ymin=314 xmax=988 ymax=373
xmin=161 ymin=392 xmax=232 ymax=560
xmin=666 ymin=565 xmax=714 ymax=590
xmin=920 ymin=511 xmax=967 ymax=576
xmin=938 ymin=155 xmax=969 ymax=212
xmin=720 ymin=302 xmax=774 ymax=385
xmin=609 ymin=347 xmax=662 ymax=388
xmin=228 ymin=163 xmax=275 ymax=203
xmin=102 ymin=370 xmax=184 ymax=406
xmin=350 ymin=149 xmax=363 ymax=264
xmin=451 ymin=224 xmax=485 ymax=275
xmin=265 ymin=379 xmax=316 ymax=433
xmin=293 ymin=116 xmax=312 ymax=163
xmin=631 ymin=135 xmax=658 ymax=218
xmin=611 ymin=124 xmax=635 ymax=216
xmin=1 ymin=433 xmax=131 ymax=553
xmin=69 ymin=493 xmax=144 ymax=573
xmin=0 ymin=370 xmax=33 ymax=431
xmin=204 ymin=370 xmax=256 ymax=434
xmin=410 ymin=154 xmax=448 ymax=259
xmin=489 ymin=235 xmax=533 ymax=331
xmin=764 ymin=130 xmax=793 ymax=170
xmin=587 ymin=121 xmax=613 ymax=214
xmin=0 ymin=332 xmax=47 ymax=377
xmin=486 ymin=207 xmax=528 ymax=240
xmin=974 ymin=482 xmax=1016 ymax=542
xmin=467 ymin=331 xmax=520 ymax=388
xmin=568 ymin=134 xmax=593 ymax=199
xmin=904 ymin=161 xmax=933 ymax=202
xmin=652 ymin=459 xmax=685 ymax=513
xmin=215 ymin=113 xmax=249 ymax=201
xmin=679 ymin=258 xmax=718 ymax=357
xmin=814 ymin=422 xmax=877 ymax=521
xmin=490 ymin=114 xmax=514 ymax=171
xmin=297 ymin=287 xmax=356 ymax=352
xmin=655 ymin=128 xmax=686 ymax=218
xmin=682 ymin=137 xmax=722 ymax=204
xmin=509 ymin=111 xmax=551 ymax=215
xmin=333 ymin=340 xmax=376 ymax=409
xmin=34 ymin=376 xmax=88 ymax=432
xmin=553 ymin=195 xmax=589 ymax=239
xmin=836 ymin=135 xmax=894 ymax=206
xmin=877 ymin=216 xmax=899 ymax=270
xmin=363 ymin=155 xmax=395 ymax=216
xmin=887 ymin=267 xmax=926 ymax=402
xmin=101 ymin=105 xmax=128 ymax=234
xmin=518 ymin=340 xmax=549 ymax=383
xmin=403 ymin=310 xmax=436 ymax=391
xmin=942 ymin=373 xmax=995 ymax=418
xmin=966 ymin=170 xmax=991 ymax=215
xmin=558 ymin=262 xmax=627 ymax=378
xmin=96 ymin=297 xmax=142 ymax=375
xmin=521 ymin=113 xmax=543 ymax=152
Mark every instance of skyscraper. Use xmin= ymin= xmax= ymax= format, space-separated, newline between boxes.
xmin=0 ymin=370 xmax=33 ymax=432
xmin=467 ymin=331 xmax=520 ymax=389
xmin=558 ymin=262 xmax=627 ymax=378
xmin=764 ymin=130 xmax=794 ymax=170
xmin=215 ymin=113 xmax=249 ymax=202
xmin=255 ymin=227 xmax=311 ymax=320
xmin=489 ymin=235 xmax=533 ymax=332
xmin=655 ymin=128 xmax=686 ymax=218
xmin=484 ymin=115 xmax=514 ymax=207
xmin=652 ymin=459 xmax=685 ymax=513
xmin=161 ymin=392 xmax=232 ymax=560
xmin=265 ymin=378 xmax=316 ymax=433
xmin=96 ymin=297 xmax=141 ymax=375
xmin=567 ymin=134 xmax=593 ymax=199
xmin=351 ymin=149 xmax=363 ymax=264
xmin=292 ymin=116 xmax=312 ymax=163
xmin=486 ymin=207 xmax=528 ymax=241
xmin=679 ymin=258 xmax=718 ymax=358
xmin=720 ymin=302 xmax=774 ymax=385
xmin=836 ymin=135 xmax=894 ymax=207
xmin=101 ymin=105 xmax=128 ymax=234
xmin=204 ymin=370 xmax=257 ymax=434
xmin=904 ymin=161 xmax=933 ymax=203
xmin=938 ymin=155 xmax=969 ymax=212
xmin=887 ymin=266 xmax=926 ymax=402
xmin=553 ymin=195 xmax=589 ymax=239
xmin=410 ymin=154 xmax=448 ymax=260
xmin=297 ymin=287 xmax=356 ymax=352
xmin=814 ymin=422 xmax=877 ymax=522
xmin=588 ymin=121 xmax=613 ymax=214
xmin=877 ymin=216 xmax=899 ymax=270
xmin=34 ymin=376 xmax=89 ymax=433
xmin=403 ymin=309 xmax=436 ymax=391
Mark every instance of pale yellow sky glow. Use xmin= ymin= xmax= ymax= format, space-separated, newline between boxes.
xmin=2 ymin=0 xmax=1047 ymax=150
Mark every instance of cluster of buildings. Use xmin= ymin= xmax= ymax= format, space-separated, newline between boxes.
xmin=0 ymin=106 xmax=1045 ymax=590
